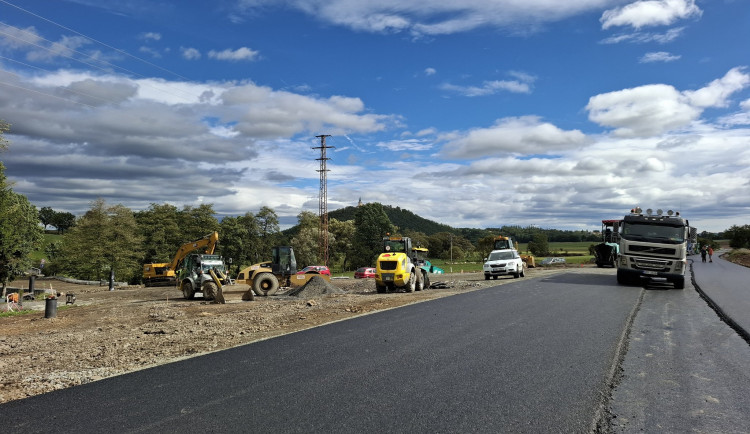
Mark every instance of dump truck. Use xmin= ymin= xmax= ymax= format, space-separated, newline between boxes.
xmin=493 ymin=235 xmax=535 ymax=268
xmin=616 ymin=207 xmax=696 ymax=289
xmin=235 ymin=246 xmax=331 ymax=298
xmin=375 ymin=236 xmax=426 ymax=293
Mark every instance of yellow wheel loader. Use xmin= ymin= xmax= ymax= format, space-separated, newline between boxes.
xmin=375 ymin=236 xmax=427 ymax=293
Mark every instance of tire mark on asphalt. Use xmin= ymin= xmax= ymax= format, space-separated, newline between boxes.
xmin=591 ymin=286 xmax=645 ymax=433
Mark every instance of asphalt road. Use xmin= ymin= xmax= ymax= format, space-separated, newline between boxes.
xmin=692 ymin=250 xmax=750 ymax=338
xmin=610 ymin=255 xmax=750 ymax=432
xmin=2 ymin=271 xmax=641 ymax=433
xmin=3 ymin=264 xmax=750 ymax=433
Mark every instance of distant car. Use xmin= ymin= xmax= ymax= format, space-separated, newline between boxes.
xmin=540 ymin=257 xmax=566 ymax=265
xmin=483 ymin=249 xmax=525 ymax=280
xmin=354 ymin=267 xmax=376 ymax=279
xmin=296 ymin=265 xmax=331 ymax=276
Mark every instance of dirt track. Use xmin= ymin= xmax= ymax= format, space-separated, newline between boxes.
xmin=0 ymin=266 xmax=584 ymax=404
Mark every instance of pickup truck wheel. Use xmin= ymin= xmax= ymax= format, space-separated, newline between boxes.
xmin=252 ymin=272 xmax=279 ymax=296
xmin=182 ymin=281 xmax=195 ymax=300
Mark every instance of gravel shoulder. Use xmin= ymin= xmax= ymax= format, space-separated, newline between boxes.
xmin=1 ymin=265 xmax=588 ymax=404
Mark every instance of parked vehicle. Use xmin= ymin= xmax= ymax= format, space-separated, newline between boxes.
xmin=375 ymin=236 xmax=426 ymax=293
xmin=616 ymin=207 xmax=695 ymax=289
xmin=540 ymin=257 xmax=566 ymax=265
xmin=296 ymin=265 xmax=331 ymax=276
xmin=235 ymin=246 xmax=331 ymax=298
xmin=483 ymin=249 xmax=525 ymax=280
xmin=354 ymin=267 xmax=376 ymax=279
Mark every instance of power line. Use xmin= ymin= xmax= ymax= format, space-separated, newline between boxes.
xmin=0 ymin=0 xmax=193 ymax=82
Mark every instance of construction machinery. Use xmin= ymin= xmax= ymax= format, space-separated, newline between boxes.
xmin=616 ymin=207 xmax=696 ymax=289
xmin=593 ymin=219 xmax=620 ymax=268
xmin=375 ymin=236 xmax=427 ymax=293
xmin=411 ymin=246 xmax=443 ymax=289
xmin=172 ymin=232 xmax=230 ymax=303
xmin=235 ymin=246 xmax=330 ymax=298
xmin=493 ymin=235 xmax=536 ymax=268
xmin=142 ymin=231 xmax=220 ymax=287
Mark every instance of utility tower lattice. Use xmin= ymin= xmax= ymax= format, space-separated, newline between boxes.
xmin=313 ymin=135 xmax=334 ymax=267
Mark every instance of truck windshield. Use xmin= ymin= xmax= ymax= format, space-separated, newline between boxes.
xmin=621 ymin=223 xmax=685 ymax=244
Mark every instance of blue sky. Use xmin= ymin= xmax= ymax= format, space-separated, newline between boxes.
xmin=1 ymin=0 xmax=749 ymax=232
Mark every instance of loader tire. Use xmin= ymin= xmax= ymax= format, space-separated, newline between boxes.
xmin=182 ymin=281 xmax=195 ymax=300
xmin=376 ymin=282 xmax=387 ymax=293
xmin=423 ymin=273 xmax=431 ymax=290
xmin=405 ymin=270 xmax=416 ymax=293
xmin=203 ymin=281 xmax=225 ymax=304
xmin=253 ymin=272 xmax=279 ymax=297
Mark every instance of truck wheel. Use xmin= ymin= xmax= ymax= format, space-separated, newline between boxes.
xmin=616 ymin=269 xmax=628 ymax=285
xmin=423 ymin=273 xmax=431 ymax=290
xmin=376 ymin=282 xmax=387 ymax=293
xmin=182 ymin=281 xmax=195 ymax=300
xmin=252 ymin=272 xmax=279 ymax=296
xmin=674 ymin=278 xmax=685 ymax=290
xmin=415 ymin=271 xmax=423 ymax=291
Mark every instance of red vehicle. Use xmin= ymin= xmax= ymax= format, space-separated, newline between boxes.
xmin=296 ymin=265 xmax=331 ymax=276
xmin=354 ymin=267 xmax=376 ymax=279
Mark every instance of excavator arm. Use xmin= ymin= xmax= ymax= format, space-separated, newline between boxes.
xmin=169 ymin=231 xmax=219 ymax=271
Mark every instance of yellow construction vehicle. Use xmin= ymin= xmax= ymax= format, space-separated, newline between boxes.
xmin=235 ymin=246 xmax=330 ymax=298
xmin=142 ymin=232 xmax=230 ymax=304
xmin=142 ymin=231 xmax=220 ymax=287
xmin=375 ymin=235 xmax=427 ymax=293
xmin=493 ymin=235 xmax=536 ymax=268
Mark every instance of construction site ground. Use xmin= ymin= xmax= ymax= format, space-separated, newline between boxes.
xmin=3 ymin=250 xmax=748 ymax=405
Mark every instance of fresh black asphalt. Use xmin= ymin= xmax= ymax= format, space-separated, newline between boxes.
xmin=1 ymin=272 xmax=642 ymax=433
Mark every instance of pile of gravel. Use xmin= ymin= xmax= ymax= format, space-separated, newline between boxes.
xmin=287 ymin=275 xmax=344 ymax=297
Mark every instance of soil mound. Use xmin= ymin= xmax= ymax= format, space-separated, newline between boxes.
xmin=287 ymin=275 xmax=344 ymax=297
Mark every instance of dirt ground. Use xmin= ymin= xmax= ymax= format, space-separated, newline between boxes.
xmin=0 ymin=266 xmax=575 ymax=404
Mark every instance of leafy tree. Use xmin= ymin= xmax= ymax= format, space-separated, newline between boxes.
xmin=349 ymin=203 xmax=393 ymax=269
xmin=291 ymin=211 xmax=321 ymax=268
xmin=51 ymin=211 xmax=76 ymax=234
xmin=135 ymin=203 xmax=183 ymax=263
xmin=329 ymin=218 xmax=355 ymax=270
xmin=477 ymin=235 xmax=497 ymax=259
xmin=178 ymin=204 xmax=220 ymax=241
xmin=57 ymin=199 xmax=143 ymax=283
xmin=727 ymin=225 xmax=750 ymax=249
xmin=218 ymin=215 xmax=250 ymax=274
xmin=427 ymin=232 xmax=472 ymax=262
xmin=0 ymin=164 xmax=44 ymax=295
xmin=527 ymin=232 xmax=550 ymax=257
xmin=38 ymin=206 xmax=56 ymax=231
